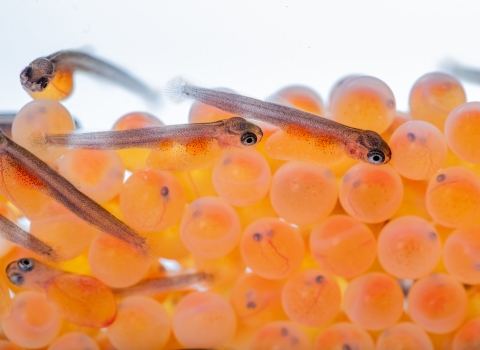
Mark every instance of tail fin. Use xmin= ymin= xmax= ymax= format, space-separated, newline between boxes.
xmin=164 ymin=76 xmax=191 ymax=103
xmin=438 ymin=58 xmax=461 ymax=76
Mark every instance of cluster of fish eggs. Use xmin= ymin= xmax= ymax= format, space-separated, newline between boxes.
xmin=0 ymin=54 xmax=480 ymax=350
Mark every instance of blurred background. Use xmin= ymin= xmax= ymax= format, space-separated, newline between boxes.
xmin=1 ymin=0 xmax=479 ymax=129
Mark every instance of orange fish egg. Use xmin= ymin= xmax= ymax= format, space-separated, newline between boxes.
xmin=377 ymin=216 xmax=441 ymax=279
xmin=1 ymin=291 xmax=61 ymax=349
xmin=107 ymin=295 xmax=171 ymax=350
xmin=30 ymin=201 xmax=99 ymax=260
xmin=212 ymin=148 xmax=271 ymax=207
xmin=339 ymin=164 xmax=403 ymax=223
xmin=0 ymin=340 xmax=23 ymax=350
xmin=57 ymin=149 xmax=125 ymax=204
xmin=230 ymin=273 xmax=286 ymax=328
xmin=313 ymin=322 xmax=374 ymax=350
xmin=443 ymin=225 xmax=480 ymax=285
xmin=112 ymin=111 xmax=163 ymax=172
xmin=445 ymin=102 xmax=480 ymax=163
xmin=189 ymin=100 xmax=235 ymax=123
xmin=281 ymin=269 xmax=341 ymax=327
xmin=240 ymin=218 xmax=305 ymax=280
xmin=409 ymin=72 xmax=466 ymax=131
xmin=452 ymin=317 xmax=480 ymax=350
xmin=273 ymin=85 xmax=325 ymax=115
xmin=180 ymin=196 xmax=241 ymax=259
xmin=408 ymin=273 xmax=467 ymax=334
xmin=47 ymin=332 xmax=99 ymax=350
xmin=11 ymin=99 xmax=75 ymax=163
xmin=270 ymin=161 xmax=337 ymax=226
xmin=309 ymin=215 xmax=376 ymax=278
xmin=426 ymin=167 xmax=480 ymax=228
xmin=330 ymin=75 xmax=396 ymax=134
xmin=389 ymin=120 xmax=448 ymax=180
xmin=88 ymin=233 xmax=150 ymax=288
xmin=344 ymin=272 xmax=404 ymax=330
xmin=250 ymin=321 xmax=311 ymax=350
xmin=120 ymin=168 xmax=186 ymax=233
xmin=173 ymin=291 xmax=237 ymax=348
xmin=328 ymin=74 xmax=359 ymax=108
xmin=376 ymin=322 xmax=434 ymax=350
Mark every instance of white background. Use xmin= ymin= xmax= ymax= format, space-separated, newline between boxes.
xmin=1 ymin=0 xmax=479 ymax=130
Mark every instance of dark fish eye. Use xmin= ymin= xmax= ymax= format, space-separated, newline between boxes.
xmin=37 ymin=77 xmax=49 ymax=90
xmin=252 ymin=233 xmax=262 ymax=242
xmin=23 ymin=66 xmax=33 ymax=79
xmin=241 ymin=132 xmax=257 ymax=146
xmin=9 ymin=273 xmax=24 ymax=286
xmin=160 ymin=186 xmax=169 ymax=197
xmin=18 ymin=258 xmax=34 ymax=272
xmin=367 ymin=150 xmax=385 ymax=165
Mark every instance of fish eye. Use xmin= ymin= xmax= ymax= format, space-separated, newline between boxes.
xmin=18 ymin=258 xmax=34 ymax=272
xmin=241 ymin=132 xmax=257 ymax=146
xmin=367 ymin=150 xmax=385 ymax=165
xmin=22 ymin=66 xmax=33 ymax=79
xmin=9 ymin=273 xmax=24 ymax=286
xmin=37 ymin=77 xmax=49 ymax=90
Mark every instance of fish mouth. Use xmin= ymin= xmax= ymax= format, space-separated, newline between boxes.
xmin=20 ymin=71 xmax=39 ymax=92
